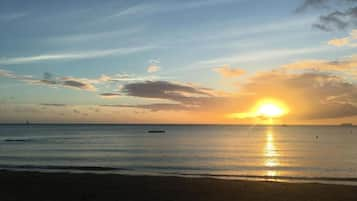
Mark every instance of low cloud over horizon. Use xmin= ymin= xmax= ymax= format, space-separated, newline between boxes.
xmin=2 ymin=53 xmax=357 ymax=124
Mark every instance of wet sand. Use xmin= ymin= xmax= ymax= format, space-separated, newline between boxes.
xmin=1 ymin=170 xmax=357 ymax=201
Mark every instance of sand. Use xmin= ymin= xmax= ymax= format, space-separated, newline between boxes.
xmin=1 ymin=170 xmax=357 ymax=201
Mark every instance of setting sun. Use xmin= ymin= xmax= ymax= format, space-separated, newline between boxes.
xmin=254 ymin=99 xmax=288 ymax=119
xmin=228 ymin=98 xmax=288 ymax=120
xmin=257 ymin=103 xmax=285 ymax=118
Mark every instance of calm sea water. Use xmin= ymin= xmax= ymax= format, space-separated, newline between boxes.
xmin=1 ymin=125 xmax=357 ymax=184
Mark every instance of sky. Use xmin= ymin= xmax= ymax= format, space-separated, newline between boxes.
xmin=1 ymin=0 xmax=357 ymax=124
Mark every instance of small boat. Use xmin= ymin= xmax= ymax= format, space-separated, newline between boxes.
xmin=147 ymin=130 xmax=166 ymax=133
xmin=4 ymin=139 xmax=30 ymax=142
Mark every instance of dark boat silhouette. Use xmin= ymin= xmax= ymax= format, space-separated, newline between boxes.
xmin=147 ymin=130 xmax=166 ymax=133
xmin=340 ymin=123 xmax=353 ymax=126
xmin=5 ymin=139 xmax=31 ymax=142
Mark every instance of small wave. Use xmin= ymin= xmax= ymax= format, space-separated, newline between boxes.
xmin=1 ymin=164 xmax=357 ymax=184
xmin=0 ymin=164 xmax=130 ymax=171
xmin=171 ymin=172 xmax=357 ymax=182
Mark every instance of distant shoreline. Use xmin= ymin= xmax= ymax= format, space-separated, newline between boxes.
xmin=1 ymin=170 xmax=357 ymax=201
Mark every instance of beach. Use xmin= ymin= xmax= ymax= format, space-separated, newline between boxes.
xmin=1 ymin=170 xmax=357 ymax=201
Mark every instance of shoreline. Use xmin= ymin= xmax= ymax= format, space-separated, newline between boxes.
xmin=2 ymin=165 xmax=357 ymax=186
xmin=1 ymin=170 xmax=357 ymax=201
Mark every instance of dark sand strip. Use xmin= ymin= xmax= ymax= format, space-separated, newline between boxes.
xmin=1 ymin=170 xmax=357 ymax=201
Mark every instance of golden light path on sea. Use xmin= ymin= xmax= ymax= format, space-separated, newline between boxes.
xmin=264 ymin=129 xmax=279 ymax=177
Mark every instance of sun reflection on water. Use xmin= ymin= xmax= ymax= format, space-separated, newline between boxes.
xmin=264 ymin=129 xmax=279 ymax=177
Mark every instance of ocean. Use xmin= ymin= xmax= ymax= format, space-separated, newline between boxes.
xmin=1 ymin=125 xmax=357 ymax=185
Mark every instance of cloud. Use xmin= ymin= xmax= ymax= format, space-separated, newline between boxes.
xmin=213 ymin=65 xmax=245 ymax=77
xmin=73 ymin=109 xmax=81 ymax=114
xmin=297 ymin=0 xmax=357 ymax=31
xmin=122 ymin=81 xmax=213 ymax=100
xmin=313 ymin=10 xmax=351 ymax=31
xmin=99 ymin=93 xmax=121 ymax=98
xmin=237 ymin=70 xmax=357 ymax=119
xmin=352 ymin=29 xmax=357 ymax=38
xmin=101 ymin=103 xmax=189 ymax=112
xmin=147 ymin=59 xmax=161 ymax=73
xmin=40 ymin=103 xmax=67 ymax=107
xmin=32 ymin=73 xmax=97 ymax=91
xmin=147 ymin=65 xmax=160 ymax=73
xmin=297 ymin=0 xmax=357 ymax=11
xmin=327 ymin=29 xmax=357 ymax=46
xmin=61 ymin=77 xmax=96 ymax=91
xmin=296 ymin=0 xmax=330 ymax=12
xmin=0 ymin=69 xmax=34 ymax=83
xmin=112 ymin=56 xmax=357 ymax=121
xmin=0 ymin=12 xmax=27 ymax=21
xmin=96 ymin=73 xmax=154 ymax=82
xmin=282 ymin=55 xmax=357 ymax=75
xmin=0 ymin=46 xmax=152 ymax=65
xmin=49 ymin=26 xmax=144 ymax=43
xmin=3 ymin=60 xmax=357 ymax=122
xmin=0 ymin=69 xmax=165 ymax=93
xmin=111 ymin=80 xmax=236 ymax=112
xmin=328 ymin=37 xmax=350 ymax=46
xmin=107 ymin=0 xmax=234 ymax=18
xmin=0 ymin=69 xmax=14 ymax=78
xmin=0 ymin=70 xmax=97 ymax=91
xmin=197 ymin=47 xmax=328 ymax=66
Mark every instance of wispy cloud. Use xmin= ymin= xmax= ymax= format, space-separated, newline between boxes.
xmin=0 ymin=69 xmax=166 ymax=92
xmin=107 ymin=0 xmax=236 ymax=19
xmin=147 ymin=65 xmax=160 ymax=73
xmin=328 ymin=37 xmax=350 ymax=46
xmin=327 ymin=29 xmax=357 ymax=46
xmin=99 ymin=93 xmax=121 ymax=98
xmin=213 ymin=65 xmax=245 ymax=78
xmin=0 ymin=69 xmax=33 ymax=81
xmin=158 ymin=16 xmax=315 ymax=49
xmin=60 ymin=77 xmax=97 ymax=91
xmin=282 ymin=54 xmax=357 ymax=77
xmin=0 ymin=70 xmax=97 ymax=91
xmin=0 ymin=12 xmax=27 ymax=22
xmin=40 ymin=103 xmax=67 ymax=107
xmin=147 ymin=59 xmax=161 ymax=73
xmin=48 ymin=26 xmax=145 ymax=43
xmin=0 ymin=46 xmax=153 ymax=65
xmin=197 ymin=47 xmax=329 ymax=66
xmin=296 ymin=0 xmax=330 ymax=12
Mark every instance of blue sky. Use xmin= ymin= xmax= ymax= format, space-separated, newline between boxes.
xmin=1 ymin=0 xmax=357 ymax=123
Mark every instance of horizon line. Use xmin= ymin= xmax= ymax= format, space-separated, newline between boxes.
xmin=0 ymin=123 xmax=354 ymax=127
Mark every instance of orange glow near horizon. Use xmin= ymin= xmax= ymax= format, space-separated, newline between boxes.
xmin=228 ymin=98 xmax=289 ymax=124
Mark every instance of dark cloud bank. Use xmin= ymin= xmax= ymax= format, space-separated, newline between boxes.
xmin=298 ymin=0 xmax=357 ymax=31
